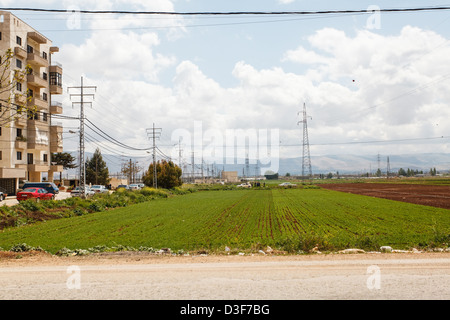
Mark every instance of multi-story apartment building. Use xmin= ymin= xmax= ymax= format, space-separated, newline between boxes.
xmin=0 ymin=11 xmax=63 ymax=195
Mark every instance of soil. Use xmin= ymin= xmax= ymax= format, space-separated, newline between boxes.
xmin=319 ymin=183 xmax=450 ymax=209
xmin=1 ymin=249 xmax=449 ymax=267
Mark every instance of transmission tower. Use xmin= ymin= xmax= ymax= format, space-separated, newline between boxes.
xmin=67 ymin=77 xmax=96 ymax=198
xmin=146 ymin=123 xmax=162 ymax=188
xmin=299 ymin=103 xmax=313 ymax=181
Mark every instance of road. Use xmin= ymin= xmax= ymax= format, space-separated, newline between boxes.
xmin=0 ymin=253 xmax=448 ymax=300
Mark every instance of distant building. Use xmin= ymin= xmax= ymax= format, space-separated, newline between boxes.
xmin=221 ymin=171 xmax=238 ymax=183
xmin=0 ymin=11 xmax=63 ymax=195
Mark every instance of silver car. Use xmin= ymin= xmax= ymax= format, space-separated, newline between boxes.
xmin=71 ymin=186 xmax=95 ymax=197
xmin=90 ymin=185 xmax=108 ymax=193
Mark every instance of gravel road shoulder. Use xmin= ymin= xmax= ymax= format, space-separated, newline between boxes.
xmin=1 ymin=250 xmax=449 ymax=267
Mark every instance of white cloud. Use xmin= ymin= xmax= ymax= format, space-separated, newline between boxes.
xmin=59 ymin=22 xmax=450 ymax=163
xmin=60 ymin=31 xmax=175 ymax=83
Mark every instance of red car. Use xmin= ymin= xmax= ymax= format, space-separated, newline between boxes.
xmin=16 ymin=187 xmax=55 ymax=202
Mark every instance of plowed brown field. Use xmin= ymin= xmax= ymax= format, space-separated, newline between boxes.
xmin=319 ymin=183 xmax=450 ymax=210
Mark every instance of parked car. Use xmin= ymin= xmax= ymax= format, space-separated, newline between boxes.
xmin=17 ymin=187 xmax=55 ymax=202
xmin=279 ymin=182 xmax=296 ymax=187
xmin=116 ymin=184 xmax=129 ymax=190
xmin=0 ymin=191 xmax=5 ymax=201
xmin=237 ymin=183 xmax=252 ymax=188
xmin=91 ymin=185 xmax=108 ymax=193
xmin=71 ymin=186 xmax=95 ymax=197
xmin=21 ymin=182 xmax=59 ymax=194
xmin=129 ymin=184 xmax=141 ymax=190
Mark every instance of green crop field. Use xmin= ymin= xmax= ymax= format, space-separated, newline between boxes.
xmin=0 ymin=188 xmax=449 ymax=254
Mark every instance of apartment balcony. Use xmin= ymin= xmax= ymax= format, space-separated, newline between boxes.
xmin=50 ymin=122 xmax=63 ymax=134
xmin=14 ymin=93 xmax=27 ymax=105
xmin=49 ymin=65 xmax=63 ymax=95
xmin=15 ymin=138 xmax=27 ymax=150
xmin=50 ymin=102 xmax=63 ymax=114
xmin=0 ymin=167 xmax=26 ymax=179
xmin=50 ymin=83 xmax=63 ymax=95
xmin=27 ymin=119 xmax=49 ymax=131
xmin=50 ymin=123 xmax=63 ymax=153
xmin=27 ymin=139 xmax=49 ymax=151
xmin=50 ymin=144 xmax=63 ymax=153
xmin=49 ymin=64 xmax=62 ymax=74
xmin=27 ymin=51 xmax=48 ymax=68
xmin=28 ymin=31 xmax=47 ymax=44
xmin=50 ymin=164 xmax=64 ymax=172
xmin=14 ymin=163 xmax=28 ymax=171
xmin=27 ymin=95 xmax=49 ymax=110
xmin=14 ymin=115 xmax=27 ymax=127
xmin=28 ymin=160 xmax=50 ymax=172
xmin=27 ymin=72 xmax=48 ymax=88
xmin=14 ymin=46 xmax=27 ymax=59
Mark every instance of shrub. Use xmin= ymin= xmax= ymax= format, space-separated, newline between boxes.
xmin=17 ymin=199 xmax=43 ymax=212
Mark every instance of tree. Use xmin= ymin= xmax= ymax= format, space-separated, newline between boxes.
xmin=143 ymin=160 xmax=182 ymax=189
xmin=0 ymin=48 xmax=35 ymax=126
xmin=429 ymin=167 xmax=437 ymax=176
xmin=51 ymin=152 xmax=77 ymax=183
xmin=85 ymin=148 xmax=110 ymax=185
xmin=375 ymin=168 xmax=382 ymax=177
xmin=121 ymin=159 xmax=142 ymax=184
xmin=398 ymin=168 xmax=407 ymax=176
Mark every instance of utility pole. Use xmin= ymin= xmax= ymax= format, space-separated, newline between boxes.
xmin=387 ymin=156 xmax=391 ymax=179
xmin=146 ymin=123 xmax=162 ymax=188
xmin=68 ymin=77 xmax=96 ymax=198
xmin=299 ymin=103 xmax=312 ymax=182
xmin=178 ymin=138 xmax=183 ymax=168
xmin=191 ymin=152 xmax=195 ymax=183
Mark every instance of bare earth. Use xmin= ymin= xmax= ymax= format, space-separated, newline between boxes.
xmin=319 ymin=183 xmax=450 ymax=209
xmin=0 ymin=251 xmax=449 ymax=300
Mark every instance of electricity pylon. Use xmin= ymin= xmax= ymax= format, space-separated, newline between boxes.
xmin=68 ymin=77 xmax=96 ymax=198
xmin=298 ymin=103 xmax=313 ymax=182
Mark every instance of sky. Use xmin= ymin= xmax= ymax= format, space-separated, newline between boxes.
xmin=3 ymin=1 xmax=450 ymax=174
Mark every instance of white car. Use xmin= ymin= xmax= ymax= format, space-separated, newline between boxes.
xmin=237 ymin=183 xmax=252 ymax=188
xmin=129 ymin=184 xmax=141 ymax=190
xmin=279 ymin=182 xmax=296 ymax=187
xmin=90 ymin=185 xmax=108 ymax=193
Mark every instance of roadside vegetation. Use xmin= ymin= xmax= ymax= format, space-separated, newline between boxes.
xmin=0 ymin=186 xmax=195 ymax=230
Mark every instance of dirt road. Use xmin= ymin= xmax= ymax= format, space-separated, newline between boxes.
xmin=0 ymin=252 xmax=448 ymax=300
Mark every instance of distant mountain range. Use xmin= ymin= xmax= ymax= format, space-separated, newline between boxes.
xmin=64 ymin=152 xmax=450 ymax=179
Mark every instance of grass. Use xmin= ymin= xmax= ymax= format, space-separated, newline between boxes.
xmin=0 ymin=187 xmax=448 ymax=254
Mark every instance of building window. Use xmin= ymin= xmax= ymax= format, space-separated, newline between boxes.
xmin=17 ymin=151 xmax=22 ymax=161
xmin=16 ymin=36 xmax=21 ymax=45
xmin=0 ymin=151 xmax=2 ymax=161
xmin=42 ymin=92 xmax=48 ymax=101
xmin=16 ymin=82 xmax=22 ymax=92
xmin=0 ymin=127 xmax=2 ymax=136
xmin=42 ymin=112 xmax=48 ymax=122
xmin=43 ymin=52 xmax=47 ymax=60
xmin=43 ymin=154 xmax=48 ymax=163
xmin=16 ymin=59 xmax=22 ymax=69
xmin=17 ymin=128 xmax=22 ymax=137
xmin=50 ymin=72 xmax=62 ymax=87
xmin=27 ymin=45 xmax=33 ymax=53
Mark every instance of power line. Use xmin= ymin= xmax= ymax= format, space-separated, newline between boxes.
xmin=3 ymin=6 xmax=450 ymax=16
